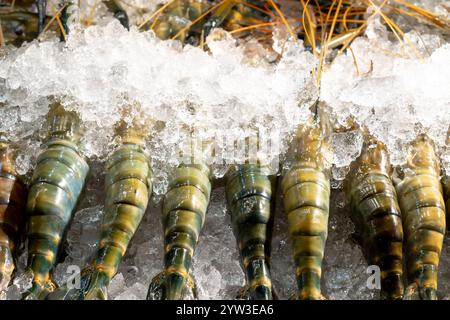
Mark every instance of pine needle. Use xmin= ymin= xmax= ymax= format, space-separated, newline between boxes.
xmin=268 ymin=0 xmax=297 ymax=42
xmin=40 ymin=2 xmax=68 ymax=36
xmin=0 ymin=23 xmax=5 ymax=47
xmin=366 ymin=0 xmax=422 ymax=59
xmin=47 ymin=1 xmax=68 ymax=41
xmin=317 ymin=0 xmax=343 ymax=84
xmin=229 ymin=21 xmax=275 ymax=34
xmin=301 ymin=0 xmax=317 ymax=55
xmin=348 ymin=46 xmax=360 ymax=76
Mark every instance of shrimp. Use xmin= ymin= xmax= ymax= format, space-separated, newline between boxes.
xmin=46 ymin=120 xmax=152 ymax=300
xmin=23 ymin=103 xmax=89 ymax=299
xmin=0 ymin=137 xmax=27 ymax=291
xmin=225 ymin=137 xmax=275 ymax=300
xmin=395 ymin=134 xmax=446 ymax=300
xmin=346 ymin=133 xmax=404 ymax=299
xmin=442 ymin=127 xmax=450 ymax=230
xmin=147 ymin=139 xmax=213 ymax=300
xmin=281 ymin=105 xmax=332 ymax=300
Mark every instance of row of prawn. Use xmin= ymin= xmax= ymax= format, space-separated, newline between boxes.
xmin=1 ymin=102 xmax=449 ymax=300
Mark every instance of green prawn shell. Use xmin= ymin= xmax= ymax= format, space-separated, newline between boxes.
xmin=74 ymin=139 xmax=152 ymax=300
xmin=445 ymin=176 xmax=450 ymax=232
xmin=396 ymin=134 xmax=445 ymax=300
xmin=0 ymin=141 xmax=27 ymax=291
xmin=347 ymin=137 xmax=404 ymax=300
xmin=97 ymin=142 xmax=152 ymax=280
xmin=45 ymin=124 xmax=153 ymax=300
xmin=281 ymin=109 xmax=332 ymax=300
xmin=147 ymin=156 xmax=212 ymax=300
xmin=24 ymin=105 xmax=89 ymax=299
xmin=443 ymin=129 xmax=450 ymax=231
xmin=225 ymin=163 xmax=275 ymax=300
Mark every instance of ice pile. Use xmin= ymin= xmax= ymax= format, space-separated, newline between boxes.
xmin=1 ymin=15 xmax=448 ymax=189
xmin=0 ymin=21 xmax=317 ymax=194
xmin=322 ymin=16 xmax=450 ymax=168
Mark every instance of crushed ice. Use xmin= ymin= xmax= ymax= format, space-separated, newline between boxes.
xmin=0 ymin=21 xmax=317 ymax=192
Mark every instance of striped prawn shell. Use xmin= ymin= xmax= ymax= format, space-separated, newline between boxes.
xmin=43 ymin=128 xmax=153 ymax=300
xmin=25 ymin=137 xmax=89 ymax=297
xmin=0 ymin=143 xmax=27 ymax=290
xmin=281 ymin=109 xmax=332 ymax=300
xmin=148 ymin=160 xmax=211 ymax=300
xmin=92 ymin=142 xmax=152 ymax=285
xmin=444 ymin=176 xmax=450 ymax=229
xmin=225 ymin=163 xmax=274 ymax=300
xmin=395 ymin=134 xmax=445 ymax=300
xmin=347 ymin=137 xmax=404 ymax=299
xmin=281 ymin=164 xmax=330 ymax=300
xmin=444 ymin=129 xmax=450 ymax=229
